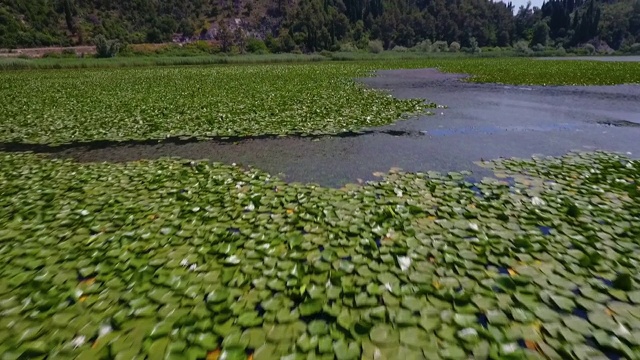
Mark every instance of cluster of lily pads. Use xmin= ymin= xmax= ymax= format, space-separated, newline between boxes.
xmin=432 ymin=58 xmax=640 ymax=86
xmin=1 ymin=151 xmax=639 ymax=359
xmin=2 ymin=58 xmax=639 ymax=145
xmin=0 ymin=64 xmax=430 ymax=145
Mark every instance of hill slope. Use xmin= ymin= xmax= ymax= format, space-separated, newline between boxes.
xmin=0 ymin=0 xmax=639 ymax=50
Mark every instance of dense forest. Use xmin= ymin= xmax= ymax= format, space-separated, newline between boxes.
xmin=1 ymin=0 xmax=639 ymax=51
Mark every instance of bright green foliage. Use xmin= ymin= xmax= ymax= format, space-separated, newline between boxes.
xmin=0 ymin=63 xmax=428 ymax=144
xmin=0 ymin=151 xmax=639 ymax=357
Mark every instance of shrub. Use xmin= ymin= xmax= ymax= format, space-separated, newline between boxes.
xmin=555 ymin=45 xmax=567 ymax=56
xmin=94 ymin=35 xmax=120 ymax=58
xmin=584 ymin=43 xmax=596 ymax=55
xmin=61 ymin=48 xmax=77 ymax=57
xmin=449 ymin=42 xmax=461 ymax=52
xmin=469 ymin=37 xmax=481 ymax=54
xmin=247 ymin=38 xmax=269 ymax=54
xmin=319 ymin=50 xmax=332 ymax=57
xmin=368 ymin=40 xmax=384 ymax=54
xmin=532 ymin=43 xmax=546 ymax=52
xmin=339 ymin=43 xmax=359 ymax=52
xmin=392 ymin=45 xmax=408 ymax=52
xmin=412 ymin=40 xmax=432 ymax=52
xmin=42 ymin=52 xmax=62 ymax=59
xmin=433 ymin=41 xmax=448 ymax=52
xmin=514 ymin=40 xmax=533 ymax=55
xmin=630 ymin=43 xmax=640 ymax=54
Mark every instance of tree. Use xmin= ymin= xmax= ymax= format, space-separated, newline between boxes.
xmin=218 ymin=23 xmax=233 ymax=52
xmin=94 ymin=35 xmax=120 ymax=58
xmin=531 ymin=21 xmax=550 ymax=46
xmin=234 ymin=27 xmax=246 ymax=53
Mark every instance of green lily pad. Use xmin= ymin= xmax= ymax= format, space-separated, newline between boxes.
xmin=370 ymin=324 xmax=399 ymax=347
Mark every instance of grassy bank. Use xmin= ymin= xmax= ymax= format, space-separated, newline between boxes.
xmin=0 ymin=53 xmax=328 ymax=70
xmin=0 ymin=48 xmax=588 ymax=71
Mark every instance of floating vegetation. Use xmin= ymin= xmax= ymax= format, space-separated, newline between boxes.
xmin=0 ymin=64 xmax=430 ymax=145
xmin=0 ymin=151 xmax=639 ymax=358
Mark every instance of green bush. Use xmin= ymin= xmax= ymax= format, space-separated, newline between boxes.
xmin=94 ymin=35 xmax=120 ymax=58
xmin=392 ymin=45 xmax=408 ymax=52
xmin=514 ymin=40 xmax=533 ymax=55
xmin=449 ymin=42 xmax=461 ymax=52
xmin=433 ymin=41 xmax=448 ymax=52
xmin=584 ymin=43 xmax=596 ymax=55
xmin=368 ymin=40 xmax=384 ymax=53
xmin=61 ymin=48 xmax=77 ymax=57
xmin=469 ymin=37 xmax=481 ymax=54
xmin=42 ymin=52 xmax=62 ymax=59
xmin=246 ymin=38 xmax=269 ymax=54
xmin=532 ymin=43 xmax=546 ymax=52
xmin=339 ymin=43 xmax=359 ymax=52
xmin=412 ymin=40 xmax=432 ymax=52
xmin=630 ymin=43 xmax=640 ymax=54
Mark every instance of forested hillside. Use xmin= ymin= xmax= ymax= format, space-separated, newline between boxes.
xmin=1 ymin=0 xmax=639 ymax=51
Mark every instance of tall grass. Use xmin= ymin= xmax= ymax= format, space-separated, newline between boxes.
xmin=0 ymin=53 xmax=327 ymax=71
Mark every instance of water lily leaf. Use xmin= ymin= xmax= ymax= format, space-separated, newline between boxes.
xmin=486 ymin=310 xmax=509 ymax=325
xmin=398 ymin=327 xmax=429 ymax=349
xmin=401 ymin=296 xmax=424 ymax=312
xmin=241 ymin=328 xmax=266 ymax=349
xmin=588 ymin=311 xmax=618 ymax=331
xmin=333 ymin=339 xmax=361 ymax=360
xmin=299 ymin=300 xmax=323 ymax=316
xmin=222 ymin=331 xmax=249 ymax=350
xmin=370 ymin=324 xmax=399 ymax=348
xmin=237 ymin=311 xmax=263 ymax=327
xmin=206 ymin=288 xmax=230 ymax=304
xmin=308 ymin=320 xmax=329 ymax=336
xmin=453 ymin=313 xmax=477 ymax=327
xmin=550 ymin=294 xmax=574 ymax=312
xmin=562 ymin=316 xmax=593 ymax=336
xmin=146 ymin=337 xmax=169 ymax=360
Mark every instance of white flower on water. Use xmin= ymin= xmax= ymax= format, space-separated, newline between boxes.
xmin=398 ymin=256 xmax=411 ymax=272
xmin=384 ymin=283 xmax=393 ymax=292
xmin=468 ymin=223 xmax=479 ymax=232
xmin=98 ymin=325 xmax=112 ymax=338
xmin=226 ymin=255 xmax=240 ymax=264
xmin=180 ymin=258 xmax=189 ymax=267
xmin=502 ymin=343 xmax=519 ymax=354
xmin=259 ymin=243 xmax=270 ymax=250
xmin=188 ymin=264 xmax=197 ymax=272
xmin=71 ymin=335 xmax=86 ymax=349
xmin=74 ymin=289 xmax=83 ymax=299
xmin=373 ymin=348 xmax=382 ymax=360
xmin=615 ymin=323 xmax=631 ymax=336
xmin=627 ymin=162 xmax=634 ymax=169
xmin=80 ymin=209 xmax=90 ymax=216
xmin=325 ymin=279 xmax=332 ymax=288
xmin=245 ymin=202 xmax=255 ymax=211
xmin=394 ymin=188 xmax=403 ymax=197
xmin=458 ymin=328 xmax=478 ymax=337
xmin=531 ymin=197 xmax=545 ymax=206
